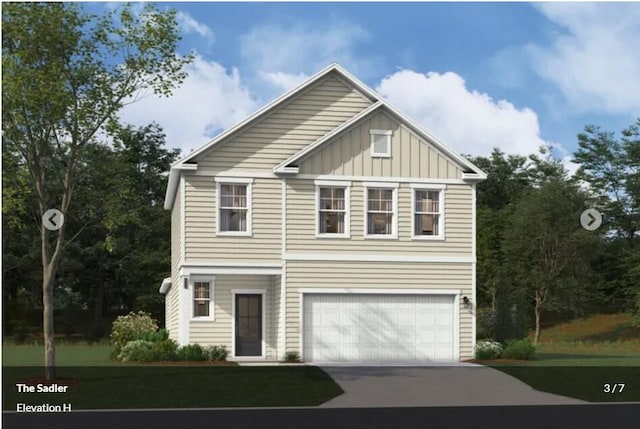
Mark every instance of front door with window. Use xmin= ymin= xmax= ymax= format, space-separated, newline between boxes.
xmin=235 ymin=294 xmax=262 ymax=356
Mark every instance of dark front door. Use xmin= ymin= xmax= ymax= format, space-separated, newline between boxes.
xmin=235 ymin=294 xmax=262 ymax=356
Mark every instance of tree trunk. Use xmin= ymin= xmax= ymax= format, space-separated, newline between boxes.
xmin=533 ymin=291 xmax=542 ymax=345
xmin=43 ymin=269 xmax=56 ymax=380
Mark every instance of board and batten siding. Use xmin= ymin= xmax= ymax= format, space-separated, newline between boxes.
xmin=298 ymin=110 xmax=462 ymax=179
xmin=285 ymin=261 xmax=474 ymax=360
xmin=167 ymin=183 xmax=183 ymax=341
xmin=189 ymin=275 xmax=278 ymax=360
xmin=184 ymin=175 xmax=281 ymax=263
xmin=195 ymin=73 xmax=373 ymax=172
xmin=286 ymin=179 xmax=473 ymax=254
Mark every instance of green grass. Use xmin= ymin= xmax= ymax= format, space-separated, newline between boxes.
xmin=481 ymin=314 xmax=640 ymax=402
xmin=3 ymin=343 xmax=115 ymax=366
xmin=2 ymin=366 xmax=343 ymax=409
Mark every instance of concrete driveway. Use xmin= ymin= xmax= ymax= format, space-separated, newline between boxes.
xmin=319 ymin=364 xmax=585 ymax=407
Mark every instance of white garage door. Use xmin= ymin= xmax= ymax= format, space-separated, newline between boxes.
xmin=303 ymin=294 xmax=456 ymax=363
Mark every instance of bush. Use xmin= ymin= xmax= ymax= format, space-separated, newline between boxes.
xmin=475 ymin=339 xmax=503 ymax=360
xmin=140 ymin=329 xmax=170 ymax=343
xmin=502 ymin=338 xmax=536 ymax=360
xmin=152 ymin=338 xmax=179 ymax=361
xmin=177 ymin=343 xmax=207 ymax=361
xmin=284 ymin=351 xmax=301 ymax=363
xmin=117 ymin=340 xmax=155 ymax=362
xmin=110 ymin=311 xmax=158 ymax=358
xmin=206 ymin=345 xmax=228 ymax=361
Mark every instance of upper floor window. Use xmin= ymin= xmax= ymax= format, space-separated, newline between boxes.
xmin=216 ymin=177 xmax=253 ymax=236
xmin=316 ymin=180 xmax=351 ymax=238
xmin=370 ymin=130 xmax=392 ymax=157
xmin=412 ymin=186 xmax=445 ymax=239
xmin=364 ymin=183 xmax=398 ymax=239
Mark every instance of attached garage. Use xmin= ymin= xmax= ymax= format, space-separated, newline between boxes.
xmin=301 ymin=291 xmax=459 ymax=363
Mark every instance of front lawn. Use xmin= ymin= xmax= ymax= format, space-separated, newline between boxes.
xmin=3 ymin=365 xmax=343 ymax=410
xmin=3 ymin=343 xmax=115 ymax=366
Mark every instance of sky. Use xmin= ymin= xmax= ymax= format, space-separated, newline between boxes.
xmin=106 ymin=1 xmax=640 ymax=174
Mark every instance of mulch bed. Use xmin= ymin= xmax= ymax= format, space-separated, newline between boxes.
xmin=123 ymin=360 xmax=238 ymax=366
xmin=465 ymin=358 xmax=531 ymax=364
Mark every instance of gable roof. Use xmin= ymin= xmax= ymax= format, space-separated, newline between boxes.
xmin=164 ymin=63 xmax=486 ymax=209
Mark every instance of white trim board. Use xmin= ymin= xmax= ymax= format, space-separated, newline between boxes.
xmin=179 ymin=265 xmax=282 ymax=276
xmin=298 ymin=288 xmax=462 ymax=295
xmin=284 ymin=252 xmax=474 ymax=264
xmin=296 ymin=174 xmax=467 ymax=185
xmin=182 ymin=261 xmax=282 ymax=268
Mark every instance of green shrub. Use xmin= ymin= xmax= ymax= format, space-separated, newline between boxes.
xmin=110 ymin=311 xmax=158 ymax=358
xmin=140 ymin=329 xmax=170 ymax=343
xmin=502 ymin=338 xmax=536 ymax=360
xmin=206 ymin=345 xmax=228 ymax=361
xmin=152 ymin=338 xmax=179 ymax=361
xmin=284 ymin=351 xmax=301 ymax=362
xmin=177 ymin=343 xmax=207 ymax=361
xmin=117 ymin=340 xmax=155 ymax=362
xmin=475 ymin=339 xmax=503 ymax=360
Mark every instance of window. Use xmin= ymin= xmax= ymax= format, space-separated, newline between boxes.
xmin=319 ymin=187 xmax=346 ymax=234
xmin=370 ymin=130 xmax=392 ymax=157
xmin=413 ymin=187 xmax=444 ymax=239
xmin=364 ymin=183 xmax=398 ymax=238
xmin=216 ymin=178 xmax=253 ymax=235
xmin=316 ymin=180 xmax=350 ymax=237
xmin=193 ymin=280 xmax=213 ymax=318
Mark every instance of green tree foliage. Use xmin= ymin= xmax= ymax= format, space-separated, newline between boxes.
xmin=2 ymin=2 xmax=192 ymax=378
xmin=503 ymin=178 xmax=595 ymax=343
xmin=573 ymin=118 xmax=640 ymax=321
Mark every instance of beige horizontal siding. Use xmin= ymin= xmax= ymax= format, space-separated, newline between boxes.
xmin=184 ymin=176 xmax=281 ymax=263
xmin=285 ymin=261 xmax=473 ymax=360
xmin=189 ymin=275 xmax=278 ymax=360
xmin=299 ymin=110 xmax=462 ymax=179
xmin=196 ymin=73 xmax=372 ymax=172
xmin=286 ymin=180 xmax=472 ymax=254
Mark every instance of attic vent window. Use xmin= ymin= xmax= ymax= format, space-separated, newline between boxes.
xmin=370 ymin=130 xmax=392 ymax=157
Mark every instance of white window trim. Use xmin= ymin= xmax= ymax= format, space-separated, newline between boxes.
xmin=315 ymin=180 xmax=351 ymax=238
xmin=189 ymin=275 xmax=215 ymax=322
xmin=363 ymin=183 xmax=398 ymax=239
xmin=215 ymin=177 xmax=253 ymax=237
xmin=370 ymin=129 xmax=392 ymax=158
xmin=230 ymin=288 xmax=267 ymax=360
xmin=411 ymin=185 xmax=446 ymax=240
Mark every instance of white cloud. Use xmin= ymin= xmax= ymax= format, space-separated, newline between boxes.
xmin=119 ymin=56 xmax=260 ymax=154
xmin=376 ymin=70 xmax=549 ymax=157
xmin=176 ymin=11 xmax=214 ymax=44
xmin=240 ymin=20 xmax=382 ymax=90
xmin=529 ymin=3 xmax=640 ymax=114
xmin=258 ymin=71 xmax=309 ymax=93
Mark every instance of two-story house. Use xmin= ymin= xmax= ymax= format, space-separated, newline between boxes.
xmin=159 ymin=64 xmax=486 ymax=363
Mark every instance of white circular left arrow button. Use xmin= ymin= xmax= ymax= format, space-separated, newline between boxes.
xmin=43 ymin=209 xmax=64 ymax=231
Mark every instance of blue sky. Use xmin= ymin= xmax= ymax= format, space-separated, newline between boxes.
xmin=112 ymin=2 xmax=640 ymax=173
